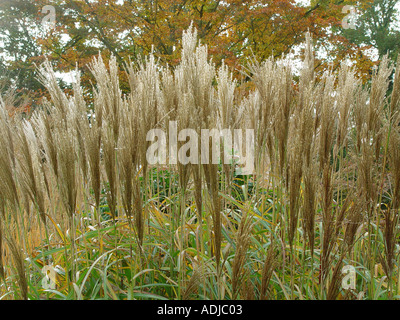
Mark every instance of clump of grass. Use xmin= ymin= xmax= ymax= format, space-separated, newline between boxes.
xmin=0 ymin=26 xmax=400 ymax=301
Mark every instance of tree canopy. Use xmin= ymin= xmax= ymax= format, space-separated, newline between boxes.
xmin=0 ymin=0 xmax=398 ymax=108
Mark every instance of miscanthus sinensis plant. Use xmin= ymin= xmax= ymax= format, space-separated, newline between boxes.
xmin=0 ymin=25 xmax=400 ymax=300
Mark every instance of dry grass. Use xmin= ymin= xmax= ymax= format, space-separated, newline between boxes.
xmin=0 ymin=26 xmax=399 ymax=300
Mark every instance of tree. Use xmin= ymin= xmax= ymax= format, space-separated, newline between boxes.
xmin=0 ymin=0 xmax=46 ymax=106
xmin=336 ymin=0 xmax=400 ymax=86
xmin=0 ymin=0 xmax=378 ymax=102
xmin=343 ymin=0 xmax=400 ymax=61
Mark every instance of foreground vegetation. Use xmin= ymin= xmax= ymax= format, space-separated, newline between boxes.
xmin=1 ymin=26 xmax=400 ymax=300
